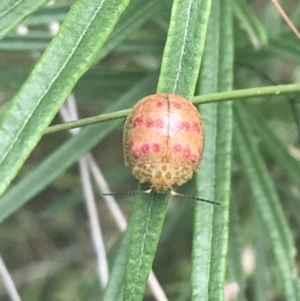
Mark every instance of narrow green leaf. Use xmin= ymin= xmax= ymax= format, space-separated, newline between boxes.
xmin=97 ymin=0 xmax=168 ymax=61
xmin=290 ymin=3 xmax=300 ymax=21
xmin=0 ymin=32 xmax=51 ymax=51
xmin=177 ymin=280 xmax=191 ymax=301
xmin=103 ymin=218 xmax=133 ymax=301
xmin=124 ymin=0 xmax=214 ymax=299
xmin=234 ymin=103 xmax=300 ymax=301
xmin=0 ymin=101 xmax=12 ymax=121
xmin=157 ymin=0 xmax=211 ymax=98
xmin=0 ymin=0 xmax=49 ymax=39
xmin=267 ymin=33 xmax=300 ymax=66
xmin=0 ymin=0 xmax=166 ymax=55
xmin=124 ymin=191 xmax=169 ymax=300
xmin=191 ymin=0 xmax=233 ymax=300
xmin=233 ymin=0 xmax=268 ymax=48
xmin=0 ymin=0 xmax=131 ymax=196
xmin=245 ymin=103 xmax=300 ymax=189
xmin=0 ymin=66 xmax=146 ymax=100
xmin=115 ymin=38 xmax=164 ymax=56
xmin=238 ymin=29 xmax=299 ymax=65
xmin=0 ymin=74 xmax=157 ymax=223
xmin=227 ymin=198 xmax=246 ymax=301
xmin=253 ymin=214 xmax=273 ymax=301
xmin=22 ymin=3 xmax=70 ymax=26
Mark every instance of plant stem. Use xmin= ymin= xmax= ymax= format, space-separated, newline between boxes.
xmin=46 ymin=83 xmax=300 ymax=134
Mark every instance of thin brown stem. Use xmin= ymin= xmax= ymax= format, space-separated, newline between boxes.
xmin=270 ymin=0 xmax=300 ymax=39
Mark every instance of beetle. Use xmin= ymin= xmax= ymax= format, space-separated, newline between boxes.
xmin=122 ymin=93 xmax=221 ymax=205
xmin=101 ymin=93 xmax=219 ymax=205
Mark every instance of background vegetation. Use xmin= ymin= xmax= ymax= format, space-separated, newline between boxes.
xmin=0 ymin=0 xmax=300 ymax=300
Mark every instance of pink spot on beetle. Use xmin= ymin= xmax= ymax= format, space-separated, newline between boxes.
xmin=156 ymin=101 xmax=164 ymax=107
xmin=133 ymin=116 xmax=144 ymax=127
xmin=132 ymin=149 xmax=141 ymax=159
xmin=183 ymin=146 xmax=191 ymax=159
xmin=141 ymin=143 xmax=150 ymax=154
xmin=128 ymin=139 xmax=134 ymax=150
xmin=190 ymin=154 xmax=198 ymax=163
xmin=152 ymin=143 xmax=160 ymax=152
xmin=192 ymin=121 xmax=200 ymax=133
xmin=177 ymin=121 xmax=190 ymax=131
xmin=146 ymin=118 xmax=164 ymax=128
xmin=173 ymin=144 xmax=182 ymax=153
xmin=173 ymin=101 xmax=182 ymax=109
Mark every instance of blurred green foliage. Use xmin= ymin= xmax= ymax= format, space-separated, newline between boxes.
xmin=0 ymin=0 xmax=300 ymax=300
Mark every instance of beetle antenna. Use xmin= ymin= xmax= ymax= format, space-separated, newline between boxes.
xmin=103 ymin=191 xmax=141 ymax=196
xmin=170 ymin=190 xmax=221 ymax=205
xmin=103 ymin=190 xmax=221 ymax=205
xmin=102 ymin=189 xmax=153 ymax=196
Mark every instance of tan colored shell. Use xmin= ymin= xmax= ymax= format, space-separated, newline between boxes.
xmin=123 ymin=93 xmax=204 ymax=192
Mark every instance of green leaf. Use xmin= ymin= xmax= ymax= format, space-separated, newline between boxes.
xmin=103 ymin=218 xmax=133 ymax=301
xmin=0 ymin=0 xmax=166 ymax=55
xmin=0 ymin=74 xmax=157 ymax=223
xmin=0 ymin=0 xmax=131 ymax=197
xmin=0 ymin=0 xmax=49 ymax=39
xmin=177 ymin=280 xmax=191 ymax=301
xmin=191 ymin=0 xmax=233 ymax=300
xmin=97 ymin=0 xmax=168 ymax=61
xmin=157 ymin=0 xmax=211 ymax=98
xmin=22 ymin=3 xmax=70 ymax=26
xmin=267 ymin=32 xmax=300 ymax=65
xmin=0 ymin=66 xmax=146 ymax=103
xmin=253 ymin=214 xmax=273 ymax=301
xmin=233 ymin=0 xmax=268 ymax=48
xmin=0 ymin=32 xmax=52 ymax=51
xmin=245 ymin=103 xmax=300 ymax=189
xmin=227 ymin=198 xmax=246 ymax=301
xmin=123 ymin=190 xmax=169 ymax=300
xmin=114 ymin=38 xmax=164 ymax=56
xmin=124 ymin=0 xmax=213 ymax=299
xmin=234 ymin=103 xmax=300 ymax=301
